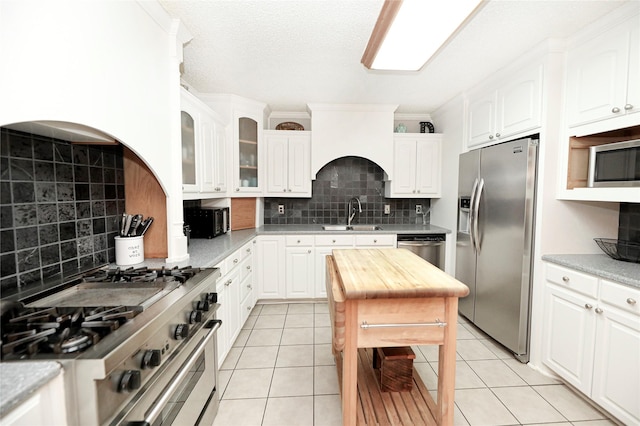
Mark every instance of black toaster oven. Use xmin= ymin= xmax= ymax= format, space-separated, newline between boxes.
xmin=184 ymin=207 xmax=229 ymax=239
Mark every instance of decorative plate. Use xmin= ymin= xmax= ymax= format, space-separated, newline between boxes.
xmin=420 ymin=121 xmax=435 ymax=133
xmin=276 ymin=121 xmax=304 ymax=131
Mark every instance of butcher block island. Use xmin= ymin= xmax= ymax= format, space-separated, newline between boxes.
xmin=327 ymin=248 xmax=469 ymax=425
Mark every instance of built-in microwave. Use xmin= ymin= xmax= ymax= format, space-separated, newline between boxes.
xmin=588 ymin=139 xmax=640 ymax=187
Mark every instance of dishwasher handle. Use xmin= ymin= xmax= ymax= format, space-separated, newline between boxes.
xmin=397 ymin=241 xmax=444 ymax=247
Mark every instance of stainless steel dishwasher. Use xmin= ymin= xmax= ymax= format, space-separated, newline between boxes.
xmin=397 ymin=234 xmax=446 ymax=270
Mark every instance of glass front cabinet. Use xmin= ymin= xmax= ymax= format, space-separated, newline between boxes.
xmin=233 ymin=110 xmax=263 ymax=194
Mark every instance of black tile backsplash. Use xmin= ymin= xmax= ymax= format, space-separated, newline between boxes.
xmin=0 ymin=128 xmax=125 ymax=291
xmin=264 ymin=156 xmax=431 ymax=225
xmin=619 ymin=203 xmax=640 ymax=243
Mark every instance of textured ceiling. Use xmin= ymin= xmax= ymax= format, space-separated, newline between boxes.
xmin=158 ymin=0 xmax=628 ymax=113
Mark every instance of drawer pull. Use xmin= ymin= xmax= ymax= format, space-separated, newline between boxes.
xmin=373 ymin=239 xmax=377 ymax=243
xmin=246 ymin=265 xmax=251 ymax=270
xmin=360 ymin=319 xmax=446 ymax=329
xmin=627 ymin=298 xmax=637 ymax=305
xmin=562 ymin=276 xmax=570 ymax=282
xmin=332 ymin=239 xmax=336 ymax=243
xmin=585 ymin=304 xmax=593 ymax=310
xmin=297 ymin=239 xmax=301 ymax=243
xmin=225 ymin=279 xmax=232 ymax=286
xmin=233 ymin=258 xmax=239 ymax=264
xmin=595 ymin=307 xmax=603 ymax=314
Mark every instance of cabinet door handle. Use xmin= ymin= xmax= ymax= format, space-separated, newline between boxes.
xmin=495 ymin=132 xmax=501 ymax=137
xmin=308 ymin=249 xmax=312 ymax=254
xmin=235 ymin=187 xmax=240 ymax=191
xmin=247 ymin=284 xmax=252 ymax=289
xmin=562 ymin=276 xmax=570 ymax=282
xmin=332 ymin=239 xmax=336 ymax=243
xmin=246 ymin=265 xmax=251 ymax=270
xmin=624 ymin=104 xmax=633 ymax=110
xmin=612 ymin=106 xmax=621 ymax=113
xmin=373 ymin=239 xmax=377 ymax=243
xmin=417 ymin=190 xmax=421 ymax=193
xmin=297 ymin=239 xmax=301 ymax=243
xmin=595 ymin=307 xmax=603 ymax=314
xmin=489 ymin=135 xmax=494 ymax=140
xmin=585 ymin=303 xmax=593 ymax=310
xmin=225 ymin=279 xmax=232 ymax=286
xmin=627 ymin=298 xmax=637 ymax=305
xmin=246 ymin=248 xmax=251 ymax=253
xmin=233 ymin=258 xmax=239 ymax=264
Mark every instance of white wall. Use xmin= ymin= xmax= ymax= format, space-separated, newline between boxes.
xmin=431 ymin=95 xmax=465 ymax=275
xmin=0 ymin=0 xmax=189 ymax=261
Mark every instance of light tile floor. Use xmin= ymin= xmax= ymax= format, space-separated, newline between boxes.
xmin=213 ymin=302 xmax=617 ymax=426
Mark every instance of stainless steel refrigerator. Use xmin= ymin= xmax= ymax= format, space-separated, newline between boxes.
xmin=455 ymin=137 xmax=538 ymax=362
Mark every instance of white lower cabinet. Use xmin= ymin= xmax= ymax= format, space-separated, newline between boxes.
xmin=256 ymin=235 xmax=286 ymax=299
xmin=216 ymin=265 xmax=240 ymax=365
xmin=542 ymin=262 xmax=640 ymax=425
xmin=285 ymin=236 xmax=314 ymax=298
xmin=1 ymin=372 xmax=67 ymax=426
xmin=216 ymin=239 xmax=255 ymax=365
xmin=258 ymin=233 xmax=398 ymax=300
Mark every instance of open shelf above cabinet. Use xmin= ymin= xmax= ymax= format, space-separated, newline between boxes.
xmin=560 ymin=125 xmax=640 ymax=202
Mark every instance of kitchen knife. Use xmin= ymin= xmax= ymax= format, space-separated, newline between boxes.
xmin=128 ymin=214 xmax=143 ymax=237
xmin=123 ymin=214 xmax=133 ymax=237
xmin=138 ymin=217 xmax=154 ymax=236
xmin=120 ymin=213 xmax=128 ymax=237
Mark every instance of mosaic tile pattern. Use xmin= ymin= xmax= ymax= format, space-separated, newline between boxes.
xmin=264 ymin=156 xmax=431 ymax=225
xmin=0 ymin=128 xmax=125 ymax=291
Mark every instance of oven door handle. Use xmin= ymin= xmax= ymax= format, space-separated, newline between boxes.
xmin=128 ymin=319 xmax=222 ymax=426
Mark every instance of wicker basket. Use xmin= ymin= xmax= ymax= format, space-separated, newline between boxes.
xmin=594 ymin=238 xmax=640 ymax=263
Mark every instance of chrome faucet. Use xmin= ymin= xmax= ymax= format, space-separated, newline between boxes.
xmin=347 ymin=197 xmax=362 ymax=226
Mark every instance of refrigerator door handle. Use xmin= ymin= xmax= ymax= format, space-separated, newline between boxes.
xmin=469 ymin=178 xmax=479 ymax=251
xmin=472 ymin=178 xmax=484 ymax=252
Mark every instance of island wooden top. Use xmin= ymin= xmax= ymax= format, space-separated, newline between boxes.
xmin=331 ymin=248 xmax=469 ymax=300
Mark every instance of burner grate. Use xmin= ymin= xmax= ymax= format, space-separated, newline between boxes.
xmin=1 ymin=305 xmax=142 ymax=358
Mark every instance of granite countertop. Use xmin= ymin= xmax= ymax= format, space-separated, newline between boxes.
xmin=542 ymin=254 xmax=640 ymax=288
xmin=0 ymin=362 xmax=62 ymax=417
xmin=125 ymin=224 xmax=451 ymax=269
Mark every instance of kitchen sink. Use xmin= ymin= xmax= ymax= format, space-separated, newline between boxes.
xmin=321 ymin=225 xmax=383 ymax=231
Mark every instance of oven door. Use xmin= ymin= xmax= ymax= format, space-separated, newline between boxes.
xmin=115 ymin=319 xmax=221 ymax=426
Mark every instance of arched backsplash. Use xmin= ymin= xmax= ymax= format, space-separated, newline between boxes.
xmin=264 ymin=156 xmax=430 ymax=225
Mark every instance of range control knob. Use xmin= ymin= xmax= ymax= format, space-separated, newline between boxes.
xmin=189 ymin=310 xmax=203 ymax=324
xmin=174 ymin=323 xmax=190 ymax=340
xmin=206 ymin=292 xmax=218 ymax=303
xmin=118 ymin=370 xmax=141 ymax=393
xmin=141 ymin=349 xmax=161 ymax=369
xmin=196 ymin=300 xmax=210 ymax=311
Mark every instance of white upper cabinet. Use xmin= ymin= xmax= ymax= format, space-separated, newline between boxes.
xmin=264 ymin=130 xmax=312 ymax=197
xmin=385 ymin=134 xmax=441 ymax=198
xmin=181 ymin=89 xmax=227 ymax=199
xmin=234 ymin=113 xmax=262 ymax=195
xmin=466 ymin=64 xmax=543 ymax=149
xmin=566 ymin=12 xmax=640 ymax=131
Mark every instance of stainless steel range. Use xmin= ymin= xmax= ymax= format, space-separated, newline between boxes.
xmin=0 ymin=265 xmax=221 ymax=426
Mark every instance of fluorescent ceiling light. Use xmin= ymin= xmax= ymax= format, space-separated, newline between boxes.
xmin=362 ymin=0 xmax=484 ymax=71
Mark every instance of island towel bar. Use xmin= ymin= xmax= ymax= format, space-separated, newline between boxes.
xmin=360 ymin=319 xmax=446 ymax=329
